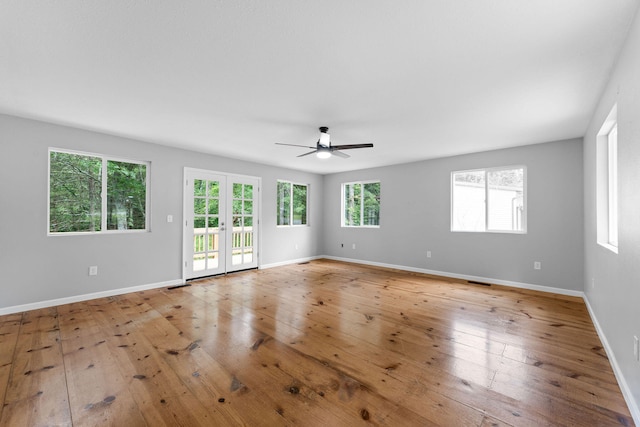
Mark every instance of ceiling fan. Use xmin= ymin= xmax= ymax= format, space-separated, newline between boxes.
xmin=276 ymin=126 xmax=374 ymax=159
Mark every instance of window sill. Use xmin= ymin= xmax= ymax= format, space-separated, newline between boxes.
xmin=597 ymin=242 xmax=618 ymax=254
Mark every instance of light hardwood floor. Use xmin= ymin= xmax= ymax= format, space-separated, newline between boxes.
xmin=0 ymin=259 xmax=634 ymax=426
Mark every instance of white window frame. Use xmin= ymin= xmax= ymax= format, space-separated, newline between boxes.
xmin=451 ymin=166 xmax=527 ymax=234
xmin=341 ymin=180 xmax=381 ymax=228
xmin=48 ymin=148 xmax=151 ymax=235
xmin=276 ymin=180 xmax=309 ymax=227
xmin=596 ymin=104 xmax=618 ymax=253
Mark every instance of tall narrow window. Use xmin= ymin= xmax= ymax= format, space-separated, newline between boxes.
xmin=607 ymin=124 xmax=618 ymax=247
xmin=277 ymin=180 xmax=308 ymax=226
xmin=451 ymin=166 xmax=525 ymax=233
xmin=342 ymin=181 xmax=380 ymax=227
xmin=49 ymin=149 xmax=149 ymax=234
xmin=597 ymin=104 xmax=618 ymax=252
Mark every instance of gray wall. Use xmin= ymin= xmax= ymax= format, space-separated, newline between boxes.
xmin=322 ymin=139 xmax=584 ymax=291
xmin=0 ymin=114 xmax=323 ymax=309
xmin=583 ymin=4 xmax=640 ymax=413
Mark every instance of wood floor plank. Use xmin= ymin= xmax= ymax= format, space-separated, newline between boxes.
xmin=143 ymin=287 xmax=445 ymax=426
xmin=0 ymin=260 xmax=634 ymax=426
xmin=130 ymin=289 xmax=389 ymax=426
xmin=0 ymin=313 xmax=22 ymax=423
xmin=85 ymin=296 xmax=243 ymax=426
xmin=0 ymin=308 xmax=72 ymax=427
xmin=57 ymin=301 xmax=148 ymax=427
xmin=188 ymin=282 xmax=501 ymax=426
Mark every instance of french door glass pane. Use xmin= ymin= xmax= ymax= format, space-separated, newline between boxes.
xmin=194 ymin=179 xmax=206 ymax=197
xmin=232 ymin=249 xmax=242 ymax=265
xmin=208 ymin=181 xmax=219 ymax=197
xmin=208 ymin=199 xmax=219 ymax=215
xmin=207 ymin=233 xmax=218 ymax=251
xmin=244 ymin=232 xmax=253 ymax=246
xmin=194 ymin=234 xmax=205 ymax=252
xmin=206 ymin=253 xmax=219 ymax=269
xmin=243 ymin=247 xmax=253 ymax=263
xmin=233 ymin=183 xmax=243 ymax=198
xmin=194 ymin=198 xmax=206 ymax=214
xmin=193 ymin=253 xmax=205 ymax=271
xmin=244 ymin=185 xmax=253 ymax=199
xmin=233 ymin=199 xmax=242 ymax=214
xmin=194 ymin=216 xmax=205 ymax=229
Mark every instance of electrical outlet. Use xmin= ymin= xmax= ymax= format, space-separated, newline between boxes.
xmin=167 ymin=215 xmax=173 ymax=223
xmin=352 ymin=243 xmax=356 ymax=250
xmin=534 ymin=261 xmax=541 ymax=270
xmin=295 ymin=243 xmax=299 ymax=250
xmin=634 ymin=336 xmax=639 ymax=361
xmin=427 ymin=251 xmax=432 ymax=258
xmin=89 ymin=266 xmax=98 ymax=276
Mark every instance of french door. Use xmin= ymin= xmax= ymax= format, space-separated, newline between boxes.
xmin=183 ymin=169 xmax=259 ymax=280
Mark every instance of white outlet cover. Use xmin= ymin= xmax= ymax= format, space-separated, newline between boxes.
xmin=167 ymin=215 xmax=173 ymax=223
xmin=634 ymin=336 xmax=639 ymax=360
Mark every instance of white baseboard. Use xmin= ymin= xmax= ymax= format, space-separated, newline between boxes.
xmin=322 ymin=255 xmax=584 ymax=297
xmin=260 ymin=255 xmax=323 ymax=270
xmin=583 ymin=295 xmax=640 ymax=425
xmin=0 ymin=279 xmax=184 ymax=316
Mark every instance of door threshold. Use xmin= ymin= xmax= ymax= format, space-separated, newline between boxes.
xmin=186 ymin=267 xmax=258 ymax=282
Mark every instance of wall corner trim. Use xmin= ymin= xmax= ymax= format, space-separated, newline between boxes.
xmin=583 ymin=295 xmax=640 ymax=425
xmin=0 ymin=279 xmax=184 ymax=316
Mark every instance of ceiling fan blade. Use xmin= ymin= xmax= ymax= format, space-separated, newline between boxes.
xmin=276 ymin=142 xmax=317 ymax=149
xmin=331 ymin=143 xmax=374 ymax=150
xmin=331 ymin=150 xmax=350 ymax=158
xmin=297 ymin=150 xmax=317 ymax=158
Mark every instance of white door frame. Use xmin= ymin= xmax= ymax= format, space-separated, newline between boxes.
xmin=182 ymin=167 xmax=261 ymax=281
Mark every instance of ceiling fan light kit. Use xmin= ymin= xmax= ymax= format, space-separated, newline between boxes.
xmin=276 ymin=126 xmax=374 ymax=160
xmin=316 ymin=148 xmax=332 ymax=159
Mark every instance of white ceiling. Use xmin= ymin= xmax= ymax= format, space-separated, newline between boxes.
xmin=1 ymin=1 xmax=638 ymax=174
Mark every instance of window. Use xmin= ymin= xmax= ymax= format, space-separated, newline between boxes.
xmin=48 ymin=149 xmax=149 ymax=234
xmin=277 ymin=180 xmax=308 ymax=226
xmin=596 ymin=104 xmax=618 ymax=252
xmin=342 ymin=181 xmax=380 ymax=227
xmin=451 ymin=166 xmax=525 ymax=233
